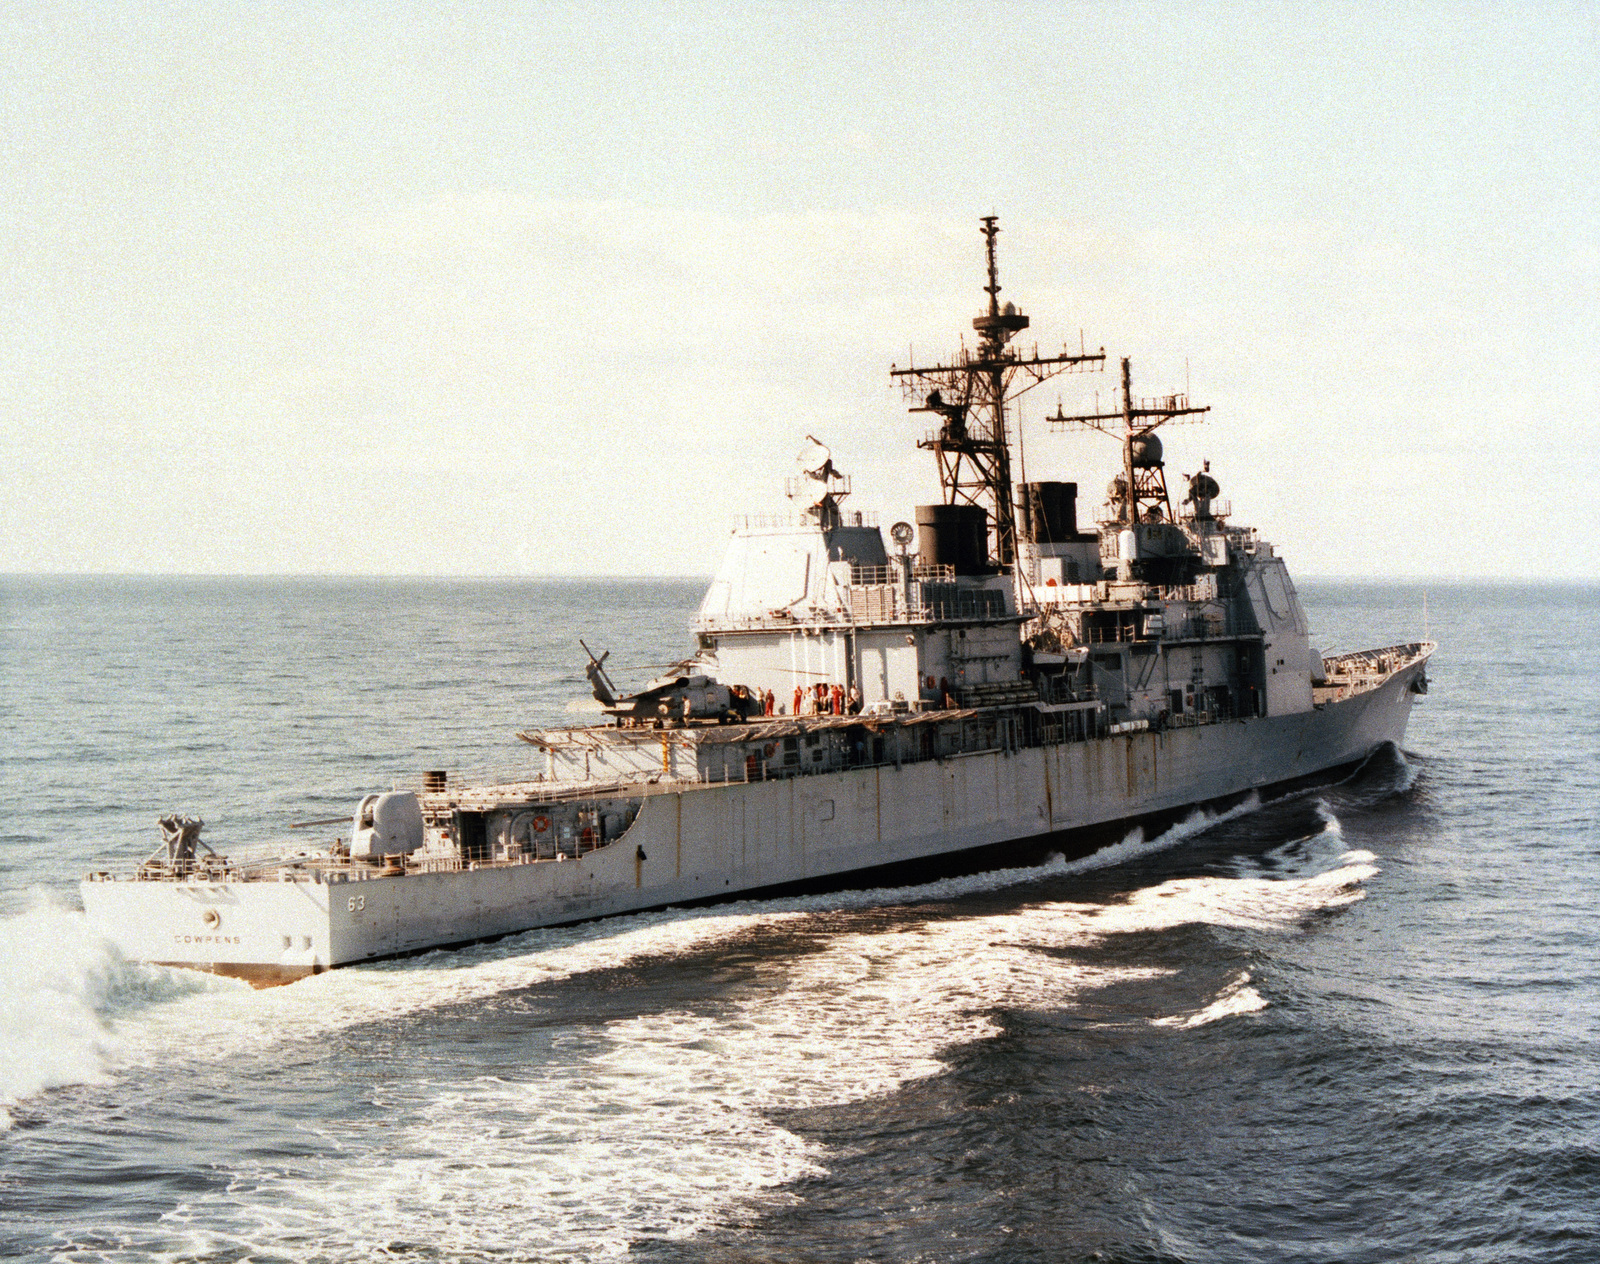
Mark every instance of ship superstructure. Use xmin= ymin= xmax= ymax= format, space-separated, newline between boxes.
xmin=82 ymin=219 xmax=1432 ymax=984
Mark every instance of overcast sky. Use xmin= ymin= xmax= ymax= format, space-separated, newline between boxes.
xmin=2 ymin=3 xmax=1595 ymax=579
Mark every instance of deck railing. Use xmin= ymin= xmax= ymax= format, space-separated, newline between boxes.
xmin=101 ymin=651 xmax=1426 ymax=886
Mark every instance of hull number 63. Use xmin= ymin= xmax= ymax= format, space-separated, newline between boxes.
xmin=347 ymin=894 xmax=365 ymax=912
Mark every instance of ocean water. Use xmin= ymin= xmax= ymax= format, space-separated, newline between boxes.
xmin=0 ymin=575 xmax=1595 ymax=1263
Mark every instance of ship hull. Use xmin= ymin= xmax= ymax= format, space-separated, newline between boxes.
xmin=81 ymin=655 xmax=1424 ymax=984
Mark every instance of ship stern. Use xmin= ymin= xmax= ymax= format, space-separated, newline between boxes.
xmin=80 ymin=875 xmax=336 ymax=987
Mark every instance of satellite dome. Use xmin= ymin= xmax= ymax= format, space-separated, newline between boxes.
xmin=1128 ymin=434 xmax=1163 ymax=468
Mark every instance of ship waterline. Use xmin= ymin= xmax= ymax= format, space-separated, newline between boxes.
xmin=83 ymin=642 xmax=1430 ymax=984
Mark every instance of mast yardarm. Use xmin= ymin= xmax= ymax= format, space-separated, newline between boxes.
xmin=1046 ymin=356 xmax=1209 ymax=525
xmin=890 ymin=217 xmax=1105 ymax=570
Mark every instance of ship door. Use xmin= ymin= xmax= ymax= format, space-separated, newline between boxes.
xmin=456 ymin=812 xmax=489 ymax=863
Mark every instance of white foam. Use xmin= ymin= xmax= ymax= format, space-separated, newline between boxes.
xmin=162 ymin=838 xmax=1382 ymax=1260
xmin=0 ymin=796 xmax=1357 ymax=1132
xmin=1222 ymin=801 xmax=1364 ymax=881
xmin=1080 ymin=850 xmax=1376 ymax=939
xmin=147 ymin=906 xmax=1167 ymax=1261
xmin=1058 ymin=793 xmax=1265 ymax=876
xmin=94 ymin=846 xmax=1126 ymax=1087
xmin=6 ymin=809 xmax=1383 ymax=1257
xmin=1398 ymin=753 xmax=1419 ymax=792
xmin=109 ymin=905 xmax=810 ymax=1084
xmin=1152 ymin=970 xmax=1269 ymax=1029
xmin=1357 ymin=741 xmax=1416 ymax=793
xmin=0 ymin=894 xmax=136 ymax=1128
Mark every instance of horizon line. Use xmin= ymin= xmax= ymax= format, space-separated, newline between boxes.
xmin=1 ymin=571 xmax=1593 ymax=586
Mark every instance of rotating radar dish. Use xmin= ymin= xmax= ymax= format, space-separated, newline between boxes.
xmin=796 ymin=435 xmax=835 ymax=482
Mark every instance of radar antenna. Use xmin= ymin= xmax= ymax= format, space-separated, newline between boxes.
xmin=890 ymin=217 xmax=1105 ymax=570
xmin=788 ymin=434 xmax=851 ymax=527
xmin=1046 ymin=356 xmax=1209 ymax=526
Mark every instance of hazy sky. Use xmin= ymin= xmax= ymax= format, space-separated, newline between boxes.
xmin=2 ymin=3 xmax=1595 ymax=579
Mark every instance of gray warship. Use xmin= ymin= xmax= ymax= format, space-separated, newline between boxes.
xmin=82 ymin=218 xmax=1433 ymax=984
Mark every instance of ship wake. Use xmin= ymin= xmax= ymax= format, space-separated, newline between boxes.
xmin=10 ymin=810 xmax=1377 ymax=1260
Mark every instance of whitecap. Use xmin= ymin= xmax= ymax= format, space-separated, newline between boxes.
xmin=14 ymin=825 xmax=1383 ymax=1257
xmin=1059 ymin=792 xmax=1266 ymax=876
xmin=1151 ymin=970 xmax=1269 ymax=1029
xmin=0 ymin=893 xmax=128 ymax=1128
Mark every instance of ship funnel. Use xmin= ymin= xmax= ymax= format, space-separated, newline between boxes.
xmin=1022 ymin=481 xmax=1081 ymax=543
xmin=916 ymin=504 xmax=989 ymax=575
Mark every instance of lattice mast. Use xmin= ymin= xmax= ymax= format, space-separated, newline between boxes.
xmin=890 ymin=217 xmax=1105 ymax=570
xmin=1047 ymin=356 xmax=1209 ymax=525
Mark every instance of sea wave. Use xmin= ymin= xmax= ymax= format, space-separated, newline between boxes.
xmin=102 ymin=842 xmax=1380 ymax=1261
xmin=1152 ymin=970 xmax=1270 ymax=1029
xmin=0 ymin=894 xmax=126 ymax=1128
xmin=3 ymin=808 xmax=1383 ymax=1258
xmin=0 ymin=795 xmax=1369 ymax=1133
xmin=1058 ymin=793 xmax=1266 ymax=876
